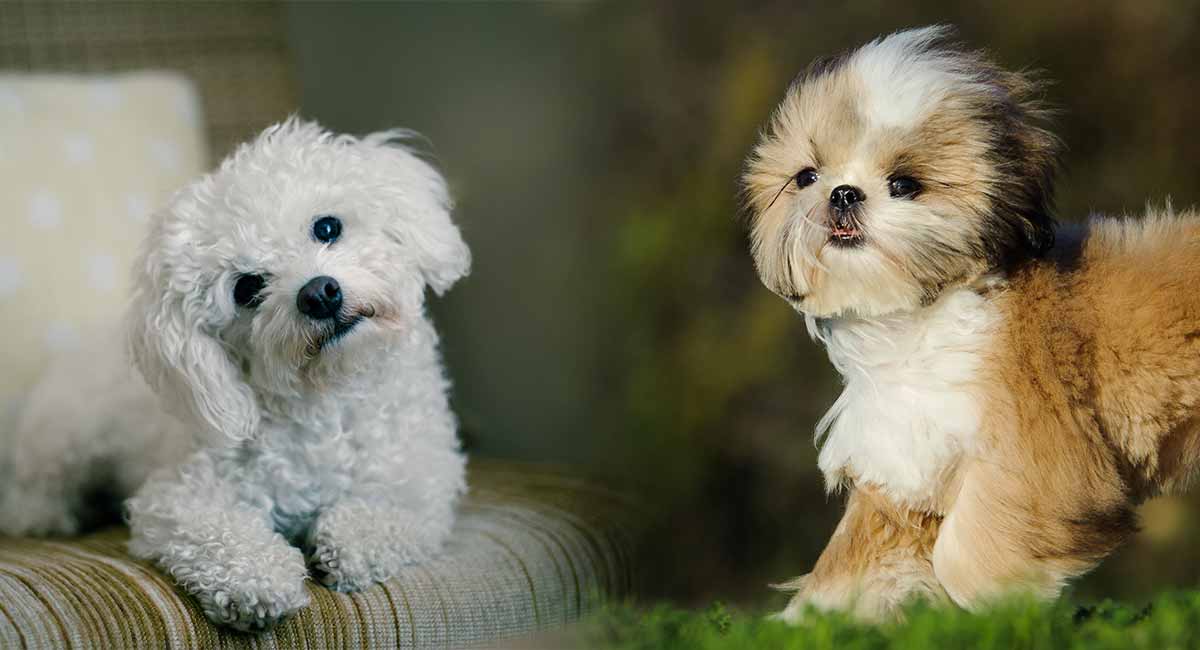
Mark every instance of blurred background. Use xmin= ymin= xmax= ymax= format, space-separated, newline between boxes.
xmin=3 ymin=0 xmax=1200 ymax=610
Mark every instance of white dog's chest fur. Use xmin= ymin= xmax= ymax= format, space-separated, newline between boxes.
xmin=812 ymin=286 xmax=998 ymax=508
xmin=219 ymin=412 xmax=361 ymax=539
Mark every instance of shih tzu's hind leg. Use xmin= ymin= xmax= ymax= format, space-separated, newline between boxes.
xmin=776 ymin=486 xmax=948 ymax=623
xmin=932 ymin=458 xmax=1133 ymax=609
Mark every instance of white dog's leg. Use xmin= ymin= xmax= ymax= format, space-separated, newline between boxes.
xmin=0 ymin=337 xmax=188 ymax=536
xmin=0 ymin=477 xmax=85 ymax=536
xmin=307 ymin=495 xmax=457 ymax=592
xmin=127 ymin=455 xmax=310 ymax=631
xmin=307 ymin=444 xmax=464 ymax=592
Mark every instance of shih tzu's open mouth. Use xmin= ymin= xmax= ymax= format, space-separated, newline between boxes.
xmin=309 ymin=306 xmax=376 ymax=354
xmin=827 ymin=212 xmax=865 ymax=248
xmin=829 ymin=225 xmax=864 ymax=247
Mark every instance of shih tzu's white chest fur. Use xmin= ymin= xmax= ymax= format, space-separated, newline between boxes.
xmin=813 ymin=286 xmax=998 ymax=508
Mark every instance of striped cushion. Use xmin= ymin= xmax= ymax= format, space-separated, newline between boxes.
xmin=0 ymin=461 xmax=636 ymax=648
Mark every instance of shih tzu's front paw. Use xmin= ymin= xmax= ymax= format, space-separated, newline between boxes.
xmin=772 ymin=567 xmax=947 ymax=624
xmin=771 ymin=575 xmax=830 ymax=624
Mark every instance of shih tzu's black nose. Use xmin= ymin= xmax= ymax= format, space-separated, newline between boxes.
xmin=830 ymin=185 xmax=865 ymax=210
xmin=297 ymin=276 xmax=342 ymax=320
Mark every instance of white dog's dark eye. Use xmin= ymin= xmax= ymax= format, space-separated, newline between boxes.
xmin=795 ymin=168 xmax=819 ymax=189
xmin=888 ymin=176 xmax=922 ymax=199
xmin=312 ymin=215 xmax=342 ymax=243
xmin=233 ymin=274 xmax=266 ymax=308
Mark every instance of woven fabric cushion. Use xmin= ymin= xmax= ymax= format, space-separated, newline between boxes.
xmin=0 ymin=461 xmax=636 ymax=648
xmin=0 ymin=72 xmax=207 ymax=417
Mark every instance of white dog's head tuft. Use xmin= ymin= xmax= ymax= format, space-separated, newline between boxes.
xmin=743 ymin=26 xmax=1059 ymax=318
xmin=128 ymin=118 xmax=470 ymax=443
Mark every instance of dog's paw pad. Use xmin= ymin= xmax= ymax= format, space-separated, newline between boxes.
xmin=198 ymin=588 xmax=307 ymax=632
xmin=309 ymin=544 xmax=346 ymax=586
xmin=308 ymin=542 xmax=380 ymax=592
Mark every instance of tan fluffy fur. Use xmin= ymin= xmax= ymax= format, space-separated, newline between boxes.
xmin=776 ymin=485 xmax=948 ymax=621
xmin=936 ymin=210 xmax=1200 ymax=606
xmin=745 ymin=27 xmax=1200 ymax=620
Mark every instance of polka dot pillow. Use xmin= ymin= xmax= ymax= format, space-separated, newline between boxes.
xmin=0 ymin=73 xmax=207 ymax=413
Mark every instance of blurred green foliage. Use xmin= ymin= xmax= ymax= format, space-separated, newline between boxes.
xmin=578 ymin=594 xmax=1198 ymax=650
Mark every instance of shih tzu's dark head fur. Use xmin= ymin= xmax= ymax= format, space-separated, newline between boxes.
xmin=742 ymin=26 xmax=1059 ymax=318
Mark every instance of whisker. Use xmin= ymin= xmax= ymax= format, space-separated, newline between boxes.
xmin=795 ymin=200 xmax=826 ymax=230
xmin=795 ymin=201 xmax=829 ymax=272
xmin=764 ymin=178 xmax=792 ymax=213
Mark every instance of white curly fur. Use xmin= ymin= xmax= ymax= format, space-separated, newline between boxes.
xmin=0 ymin=118 xmax=471 ymax=631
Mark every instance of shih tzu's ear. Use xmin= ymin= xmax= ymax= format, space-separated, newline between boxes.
xmin=895 ymin=27 xmax=1060 ymax=261
xmin=988 ymin=67 xmax=1061 ymax=259
xmin=362 ymin=131 xmax=471 ymax=296
xmin=127 ymin=220 xmax=259 ymax=444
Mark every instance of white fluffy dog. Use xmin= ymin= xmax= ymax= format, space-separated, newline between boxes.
xmin=0 ymin=119 xmax=471 ymax=630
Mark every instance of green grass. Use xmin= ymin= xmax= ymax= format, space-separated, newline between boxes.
xmin=580 ymin=594 xmax=1200 ymax=649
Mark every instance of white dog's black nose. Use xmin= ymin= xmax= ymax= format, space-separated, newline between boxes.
xmin=297 ymin=276 xmax=342 ymax=320
xmin=830 ymin=185 xmax=865 ymax=211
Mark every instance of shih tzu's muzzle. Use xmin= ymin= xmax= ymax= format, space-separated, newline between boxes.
xmin=828 ymin=184 xmax=866 ymax=245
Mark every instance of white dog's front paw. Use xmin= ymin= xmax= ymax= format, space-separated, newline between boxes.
xmin=308 ymin=522 xmax=398 ymax=592
xmin=306 ymin=536 xmax=341 ymax=588
xmin=308 ymin=531 xmax=376 ymax=592
xmin=194 ymin=581 xmax=310 ymax=632
xmin=307 ymin=504 xmax=448 ymax=593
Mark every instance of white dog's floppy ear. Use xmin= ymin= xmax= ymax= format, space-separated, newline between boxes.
xmin=363 ymin=131 xmax=471 ymax=295
xmin=127 ymin=221 xmax=259 ymax=444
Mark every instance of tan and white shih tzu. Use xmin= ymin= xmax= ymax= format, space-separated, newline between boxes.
xmin=744 ymin=26 xmax=1200 ymax=620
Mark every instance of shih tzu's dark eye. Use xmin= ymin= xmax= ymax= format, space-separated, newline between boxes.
xmin=233 ymin=274 xmax=266 ymax=308
xmin=888 ymin=176 xmax=922 ymax=199
xmin=312 ymin=215 xmax=342 ymax=243
xmin=795 ymin=168 xmax=819 ymax=189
